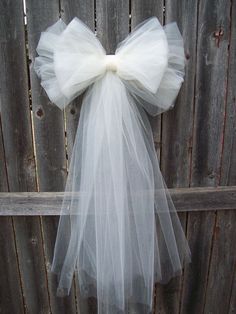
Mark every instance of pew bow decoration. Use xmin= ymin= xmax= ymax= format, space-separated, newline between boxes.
xmin=34 ymin=16 xmax=191 ymax=313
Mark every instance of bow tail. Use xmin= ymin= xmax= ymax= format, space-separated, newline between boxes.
xmin=51 ymin=72 xmax=157 ymax=312
xmin=51 ymin=71 xmax=191 ymax=313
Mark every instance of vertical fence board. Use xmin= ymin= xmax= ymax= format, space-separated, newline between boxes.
xmin=229 ymin=274 xmax=236 ymax=314
xmin=0 ymin=0 xmax=36 ymax=191
xmin=26 ymin=2 xmax=67 ymax=191
xmin=0 ymin=0 xmax=51 ymax=313
xmin=26 ymin=0 xmax=76 ymax=313
xmin=59 ymin=1 xmax=95 ymax=313
xmin=96 ymin=0 xmax=129 ymax=54
xmin=0 ymin=119 xmax=24 ymax=312
xmin=220 ymin=1 xmax=236 ymax=187
xmin=60 ymin=1 xmax=95 ymax=166
xmin=226 ymin=0 xmax=236 ymax=310
xmin=204 ymin=210 xmax=236 ymax=313
xmin=0 ymin=217 xmax=25 ymax=314
xmin=190 ymin=1 xmax=230 ymax=187
xmin=157 ymin=1 xmax=198 ymax=313
xmin=0 ymin=122 xmax=8 ymax=192
xmin=131 ymin=0 xmax=163 ymax=163
xmin=207 ymin=1 xmax=236 ymax=312
xmin=181 ymin=0 xmax=231 ymax=313
xmin=15 ymin=216 xmax=52 ymax=313
xmin=181 ymin=211 xmax=215 ymax=314
xmin=163 ymin=0 xmax=197 ymax=189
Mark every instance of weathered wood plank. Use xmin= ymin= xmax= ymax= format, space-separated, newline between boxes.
xmin=205 ymin=0 xmax=236 ymax=311
xmin=220 ymin=1 xmax=236 ymax=188
xmin=229 ymin=272 xmax=236 ymax=314
xmin=60 ymin=1 xmax=95 ymax=166
xmin=96 ymin=0 xmax=129 ymax=54
xmin=131 ymin=0 xmax=163 ymax=163
xmin=59 ymin=2 xmax=95 ymax=313
xmin=225 ymin=0 xmax=236 ymax=311
xmin=0 ymin=120 xmax=8 ymax=192
xmin=190 ymin=2 xmax=230 ymax=187
xmin=26 ymin=4 xmax=67 ymax=192
xmin=0 ymin=0 xmax=51 ymax=312
xmin=0 ymin=114 xmax=24 ymax=313
xmin=0 ymin=217 xmax=25 ymax=314
xmin=15 ymin=216 xmax=52 ymax=313
xmin=25 ymin=0 xmax=76 ymax=313
xmin=203 ymin=210 xmax=236 ymax=313
xmin=157 ymin=0 xmax=198 ymax=313
xmin=181 ymin=0 xmax=232 ymax=313
xmin=0 ymin=0 xmax=36 ymax=191
xmin=162 ymin=0 xmax=197 ymax=189
xmin=181 ymin=211 xmax=215 ymax=314
xmin=0 ymin=186 xmax=236 ymax=215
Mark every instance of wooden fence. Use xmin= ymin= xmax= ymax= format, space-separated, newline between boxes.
xmin=0 ymin=0 xmax=235 ymax=313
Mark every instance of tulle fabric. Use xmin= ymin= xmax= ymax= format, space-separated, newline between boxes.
xmin=33 ymin=16 xmax=191 ymax=313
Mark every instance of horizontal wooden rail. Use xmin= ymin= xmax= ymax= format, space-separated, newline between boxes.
xmin=0 ymin=186 xmax=235 ymax=215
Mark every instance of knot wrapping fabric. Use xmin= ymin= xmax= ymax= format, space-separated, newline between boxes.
xmin=34 ymin=16 xmax=191 ymax=314
xmin=104 ymin=55 xmax=119 ymax=72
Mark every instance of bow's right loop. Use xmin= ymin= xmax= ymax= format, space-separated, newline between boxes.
xmin=116 ymin=17 xmax=186 ymax=115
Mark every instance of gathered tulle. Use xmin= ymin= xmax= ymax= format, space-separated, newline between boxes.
xmin=34 ymin=16 xmax=191 ymax=314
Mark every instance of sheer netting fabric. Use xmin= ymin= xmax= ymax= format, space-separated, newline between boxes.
xmin=34 ymin=16 xmax=191 ymax=314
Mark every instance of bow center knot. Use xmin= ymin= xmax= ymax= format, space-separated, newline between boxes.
xmin=105 ymin=55 xmax=119 ymax=72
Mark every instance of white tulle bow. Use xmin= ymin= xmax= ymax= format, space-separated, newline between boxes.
xmin=34 ymin=16 xmax=191 ymax=314
xmin=34 ymin=16 xmax=185 ymax=114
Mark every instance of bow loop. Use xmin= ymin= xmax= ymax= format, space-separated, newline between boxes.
xmin=116 ymin=17 xmax=169 ymax=94
xmin=34 ymin=16 xmax=185 ymax=114
xmin=53 ymin=18 xmax=106 ymax=101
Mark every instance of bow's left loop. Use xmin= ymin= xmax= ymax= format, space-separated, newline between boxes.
xmin=34 ymin=17 xmax=106 ymax=109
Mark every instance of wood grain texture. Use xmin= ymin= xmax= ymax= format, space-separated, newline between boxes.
xmin=0 ymin=0 xmax=51 ymax=312
xmin=203 ymin=210 xmax=236 ymax=313
xmin=0 ymin=120 xmax=8 ymax=192
xmin=0 ymin=0 xmax=36 ymax=192
xmin=60 ymin=0 xmax=95 ymax=165
xmin=181 ymin=0 xmax=232 ymax=313
xmin=229 ymin=271 xmax=236 ymax=314
xmin=190 ymin=0 xmax=231 ymax=188
xmin=26 ymin=2 xmax=67 ymax=192
xmin=25 ymin=0 xmax=76 ymax=313
xmin=208 ymin=0 xmax=236 ymax=311
xmin=226 ymin=0 xmax=236 ymax=311
xmin=59 ymin=2 xmax=96 ymax=312
xmin=0 ymin=217 xmax=25 ymax=314
xmin=96 ymin=0 xmax=129 ymax=54
xmin=14 ymin=216 xmax=52 ymax=313
xmin=0 ymin=110 xmax=24 ymax=313
xmin=162 ymin=0 xmax=197 ymax=189
xmin=220 ymin=0 xmax=236 ymax=188
xmin=181 ymin=211 xmax=215 ymax=314
xmin=158 ymin=1 xmax=199 ymax=313
xmin=1 ymin=186 xmax=236 ymax=215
